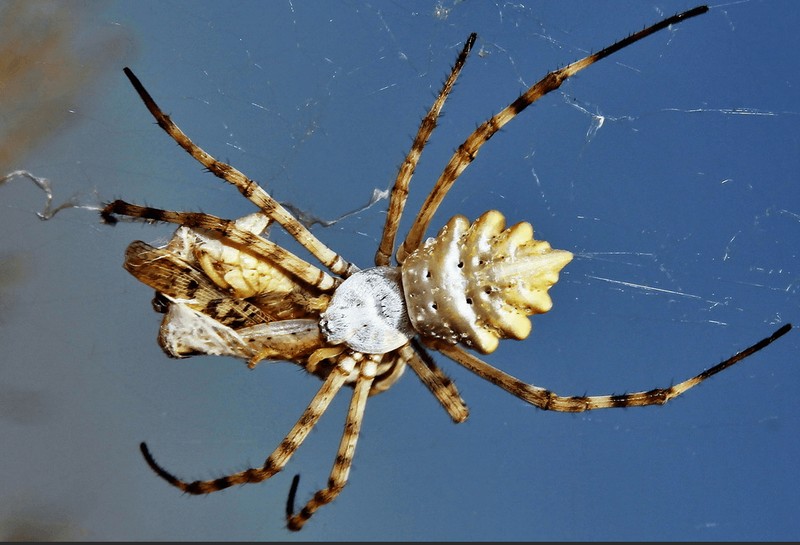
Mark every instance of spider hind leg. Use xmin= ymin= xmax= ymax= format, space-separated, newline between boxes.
xmin=434 ymin=324 xmax=792 ymax=412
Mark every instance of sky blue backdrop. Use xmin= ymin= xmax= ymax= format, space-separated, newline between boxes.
xmin=1 ymin=1 xmax=798 ymax=540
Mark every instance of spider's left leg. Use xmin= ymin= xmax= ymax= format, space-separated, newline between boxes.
xmin=122 ymin=67 xmax=357 ymax=278
xmin=285 ymin=355 xmax=378 ymax=531
xmin=140 ymin=352 xmax=360 ymax=496
xmin=101 ymin=201 xmax=339 ymax=291
xmin=397 ymin=6 xmax=709 ymax=262
xmin=401 ymin=342 xmax=469 ymax=423
xmin=364 ymin=342 xmax=468 ymax=422
xmin=374 ymin=33 xmax=476 ymax=266
xmin=432 ymin=324 xmax=791 ymax=411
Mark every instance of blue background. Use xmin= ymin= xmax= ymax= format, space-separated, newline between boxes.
xmin=1 ymin=1 xmax=798 ymax=540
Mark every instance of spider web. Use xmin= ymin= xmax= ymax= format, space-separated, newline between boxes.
xmin=0 ymin=0 xmax=797 ymax=541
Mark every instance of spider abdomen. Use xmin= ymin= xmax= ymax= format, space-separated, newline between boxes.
xmin=401 ymin=210 xmax=573 ymax=354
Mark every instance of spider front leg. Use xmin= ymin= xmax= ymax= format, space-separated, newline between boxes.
xmin=432 ymin=324 xmax=791 ymax=411
xmin=122 ymin=67 xmax=358 ymax=279
xmin=139 ymin=353 xmax=358 ymax=495
xmin=102 ymin=200 xmax=339 ymax=291
xmin=286 ymin=355 xmax=378 ymax=531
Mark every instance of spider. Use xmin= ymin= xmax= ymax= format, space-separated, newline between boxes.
xmin=102 ymin=5 xmax=791 ymax=531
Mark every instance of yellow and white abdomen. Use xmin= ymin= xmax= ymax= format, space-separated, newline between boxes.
xmin=401 ymin=210 xmax=572 ymax=354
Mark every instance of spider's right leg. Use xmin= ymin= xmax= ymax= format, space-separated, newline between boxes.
xmin=139 ymin=353 xmax=360 ymax=495
xmin=374 ymin=33 xmax=476 ymax=267
xmin=102 ymin=201 xmax=339 ymax=291
xmin=122 ymin=67 xmax=357 ymax=279
xmin=397 ymin=6 xmax=710 ymax=262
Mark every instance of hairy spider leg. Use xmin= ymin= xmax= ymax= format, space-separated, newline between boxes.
xmin=433 ymin=324 xmax=792 ymax=411
xmin=397 ymin=6 xmax=709 ymax=262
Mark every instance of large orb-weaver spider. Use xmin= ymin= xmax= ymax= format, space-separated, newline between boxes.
xmin=101 ymin=5 xmax=791 ymax=531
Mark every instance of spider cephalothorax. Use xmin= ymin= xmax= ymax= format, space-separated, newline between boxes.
xmin=102 ymin=4 xmax=790 ymax=531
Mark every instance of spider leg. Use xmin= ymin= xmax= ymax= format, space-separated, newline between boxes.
xmin=367 ymin=354 xmax=407 ymax=396
xmin=397 ymin=6 xmax=709 ymax=262
xmin=139 ymin=353 xmax=359 ymax=494
xmin=432 ymin=323 xmax=791 ymax=412
xmin=121 ymin=67 xmax=358 ymax=278
xmin=402 ymin=341 xmax=469 ymax=423
xmin=286 ymin=356 xmax=378 ymax=531
xmin=102 ymin=200 xmax=339 ymax=291
xmin=374 ymin=33 xmax=477 ymax=267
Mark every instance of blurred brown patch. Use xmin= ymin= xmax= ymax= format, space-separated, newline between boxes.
xmin=0 ymin=0 xmax=132 ymax=171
